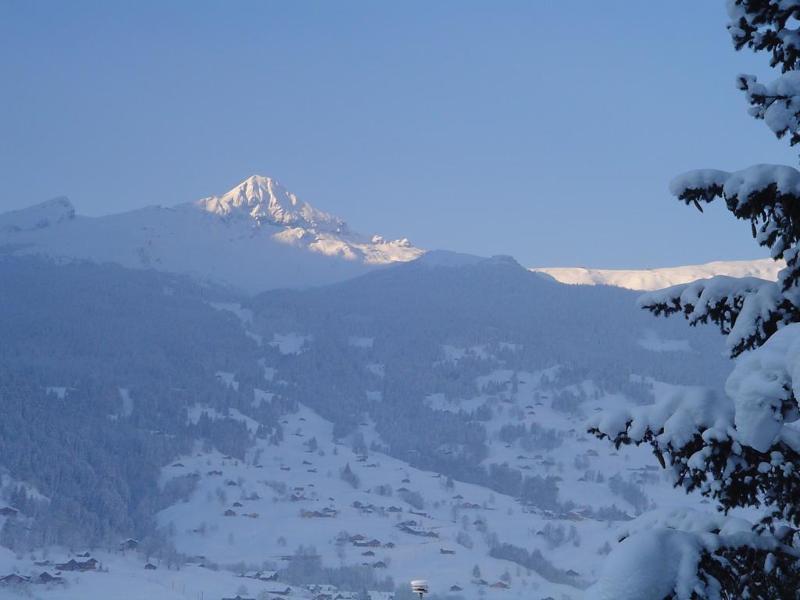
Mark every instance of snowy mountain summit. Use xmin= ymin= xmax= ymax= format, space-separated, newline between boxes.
xmin=0 ymin=175 xmax=423 ymax=292
xmin=195 ymin=175 xmax=346 ymax=233
xmin=190 ymin=175 xmax=419 ymax=266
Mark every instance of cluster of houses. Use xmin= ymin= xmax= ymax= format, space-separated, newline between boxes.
xmin=352 ymin=500 xmax=402 ymax=515
xmin=0 ymin=571 xmax=64 ymax=586
xmin=0 ymin=555 xmax=100 ymax=588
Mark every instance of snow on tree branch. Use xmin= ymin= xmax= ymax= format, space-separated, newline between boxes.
xmin=670 ymin=165 xmax=800 ymax=259
xmin=585 ymin=508 xmax=798 ymax=600
xmin=727 ymin=0 xmax=800 ymax=72
xmin=590 ymin=325 xmax=800 ymax=587
xmin=639 ymin=275 xmax=787 ymax=357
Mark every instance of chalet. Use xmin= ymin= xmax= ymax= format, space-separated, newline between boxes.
xmin=439 ymin=548 xmax=456 ymax=555
xmin=349 ymin=534 xmax=366 ymax=542
xmin=144 ymin=563 xmax=157 ymax=570
xmin=224 ymin=509 xmax=237 ymax=517
xmin=267 ymin=587 xmax=292 ymax=596
xmin=566 ymin=569 xmax=580 ymax=577
xmin=449 ymin=585 xmax=463 ymax=592
xmin=353 ymin=539 xmax=381 ymax=547
xmin=386 ymin=506 xmax=402 ymax=513
xmin=55 ymin=558 xmax=98 ymax=572
xmin=226 ymin=480 xmax=238 ymax=486
xmin=244 ymin=512 xmax=260 ymax=518
xmin=398 ymin=520 xmax=418 ymax=527
xmin=119 ymin=538 xmax=139 ymax=551
xmin=35 ymin=571 xmax=63 ymax=584
xmin=232 ymin=501 xmax=243 ymax=507
xmin=383 ymin=542 xmax=395 ymax=548
xmin=172 ymin=462 xmax=185 ymax=467
xmin=0 ymin=574 xmax=30 ymax=585
xmin=372 ymin=561 xmax=387 ymax=569
xmin=221 ymin=595 xmax=255 ymax=600
xmin=0 ymin=507 xmax=18 ymax=517
xmin=207 ymin=470 xmax=223 ymax=476
xmin=361 ymin=550 xmax=375 ymax=557
xmin=490 ymin=581 xmax=510 ymax=589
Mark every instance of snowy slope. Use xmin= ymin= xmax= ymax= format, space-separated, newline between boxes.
xmin=0 ymin=176 xmax=422 ymax=292
xmin=0 ymin=253 xmax=739 ymax=600
xmin=531 ymin=258 xmax=782 ymax=290
xmin=0 ymin=196 xmax=75 ymax=233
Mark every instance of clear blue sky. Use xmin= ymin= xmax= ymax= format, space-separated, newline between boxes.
xmin=1 ymin=1 xmax=796 ymax=268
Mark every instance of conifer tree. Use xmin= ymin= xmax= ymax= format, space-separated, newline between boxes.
xmin=590 ymin=2 xmax=800 ymax=597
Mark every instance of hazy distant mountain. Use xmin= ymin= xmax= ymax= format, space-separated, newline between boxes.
xmin=531 ymin=258 xmax=782 ymax=290
xmin=0 ymin=175 xmax=423 ymax=292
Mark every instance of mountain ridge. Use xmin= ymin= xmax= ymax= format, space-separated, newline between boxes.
xmin=531 ymin=258 xmax=783 ymax=290
xmin=0 ymin=178 xmax=783 ymax=294
xmin=0 ymin=175 xmax=423 ymax=292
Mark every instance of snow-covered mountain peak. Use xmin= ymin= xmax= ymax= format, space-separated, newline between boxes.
xmin=0 ymin=196 xmax=75 ymax=233
xmin=0 ymin=176 xmax=424 ymax=291
xmin=194 ymin=174 xmax=346 ymax=233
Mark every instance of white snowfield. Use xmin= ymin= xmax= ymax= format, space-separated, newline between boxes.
xmin=531 ymin=258 xmax=782 ymax=290
xmin=0 ymin=176 xmax=423 ymax=293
